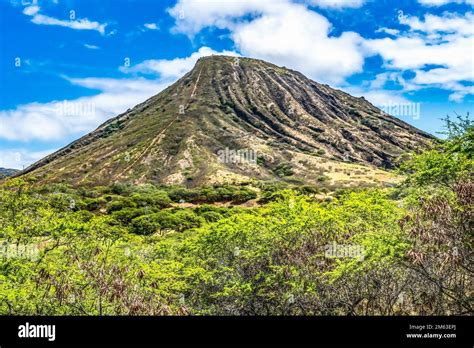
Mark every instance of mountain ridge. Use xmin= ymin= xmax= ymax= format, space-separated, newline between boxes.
xmin=15 ymin=55 xmax=435 ymax=187
xmin=0 ymin=168 xmax=19 ymax=178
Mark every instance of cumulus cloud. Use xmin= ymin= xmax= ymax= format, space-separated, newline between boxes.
xmin=121 ymin=46 xmax=239 ymax=78
xmin=0 ymin=77 xmax=171 ymax=142
xmin=365 ymin=11 xmax=474 ymax=101
xmin=168 ymin=0 xmax=283 ymax=36
xmin=0 ymin=48 xmax=234 ymax=143
xmin=22 ymin=4 xmax=40 ymax=15
xmin=168 ymin=0 xmax=366 ymax=84
xmin=418 ymin=0 xmax=474 ymax=6
xmin=167 ymin=0 xmax=365 ymax=37
xmin=22 ymin=4 xmax=107 ymax=34
xmin=231 ymin=5 xmax=365 ymax=84
xmin=375 ymin=27 xmax=401 ymax=36
xmin=399 ymin=11 xmax=474 ymax=35
xmin=143 ymin=23 xmax=159 ymax=30
xmin=167 ymin=0 xmax=472 ymax=97
xmin=0 ymin=149 xmax=55 ymax=170
xmin=307 ymin=0 xmax=366 ymax=9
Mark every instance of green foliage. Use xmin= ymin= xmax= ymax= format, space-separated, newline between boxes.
xmin=199 ymin=211 xmax=224 ymax=222
xmin=274 ymin=162 xmax=294 ymax=177
xmin=400 ymin=114 xmax=473 ymax=187
xmin=109 ymin=183 xmax=134 ymax=195
xmin=130 ymin=191 xmax=171 ymax=208
xmin=296 ymin=185 xmax=320 ymax=195
xmin=0 ymin=117 xmax=471 ymax=315
xmin=166 ymin=185 xmax=256 ymax=204
xmin=317 ymin=175 xmax=329 ymax=182
xmin=106 ymin=197 xmax=138 ymax=213
xmin=112 ymin=207 xmax=147 ymax=224
xmin=130 ymin=209 xmax=203 ymax=235
xmin=131 ymin=215 xmax=162 ymax=235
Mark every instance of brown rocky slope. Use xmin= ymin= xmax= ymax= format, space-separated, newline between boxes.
xmin=16 ymin=55 xmax=435 ymax=187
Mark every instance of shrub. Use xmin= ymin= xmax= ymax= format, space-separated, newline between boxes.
xmin=274 ymin=162 xmax=294 ymax=177
xmin=158 ymin=210 xmax=204 ymax=231
xmin=316 ymin=149 xmax=326 ymax=156
xmin=112 ymin=208 xmax=147 ymax=224
xmin=106 ymin=197 xmax=137 ymax=213
xmin=83 ymin=197 xmax=107 ymax=211
xmin=109 ymin=183 xmax=133 ymax=195
xmin=166 ymin=185 xmax=256 ymax=204
xmin=131 ymin=215 xmax=162 ymax=235
xmin=317 ymin=175 xmax=330 ymax=182
xmin=130 ymin=191 xmax=171 ymax=208
xmin=200 ymin=211 xmax=224 ymax=222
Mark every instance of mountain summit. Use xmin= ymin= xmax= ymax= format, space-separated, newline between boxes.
xmin=18 ymin=55 xmax=434 ymax=187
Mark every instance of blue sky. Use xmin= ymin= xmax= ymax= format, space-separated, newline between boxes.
xmin=0 ymin=0 xmax=473 ymax=169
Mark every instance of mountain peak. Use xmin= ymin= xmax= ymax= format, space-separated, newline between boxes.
xmin=17 ymin=56 xmax=434 ymax=187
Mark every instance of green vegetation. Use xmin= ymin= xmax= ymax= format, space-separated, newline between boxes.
xmin=316 ymin=149 xmax=326 ymax=156
xmin=274 ymin=162 xmax=294 ymax=177
xmin=0 ymin=117 xmax=472 ymax=315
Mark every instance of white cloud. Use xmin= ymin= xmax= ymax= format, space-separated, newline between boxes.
xmin=84 ymin=43 xmax=100 ymax=50
xmin=22 ymin=4 xmax=107 ymax=34
xmin=363 ymin=91 xmax=412 ymax=107
xmin=418 ymin=0 xmax=474 ymax=6
xmin=365 ymin=35 xmax=472 ymax=72
xmin=365 ymin=11 xmax=474 ymax=101
xmin=0 ymin=48 xmax=230 ymax=143
xmin=23 ymin=5 xmax=39 ymax=15
xmin=400 ymin=11 xmax=474 ymax=36
xmin=0 ymin=77 xmax=171 ymax=142
xmin=167 ymin=0 xmax=365 ymax=37
xmin=307 ymin=0 xmax=366 ymax=9
xmin=375 ymin=27 xmax=400 ymax=36
xmin=167 ymin=0 xmax=472 ymax=95
xmin=232 ymin=6 xmax=365 ymax=84
xmin=169 ymin=0 xmax=366 ymax=84
xmin=168 ymin=0 xmax=284 ymax=36
xmin=121 ymin=46 xmax=239 ymax=78
xmin=144 ymin=23 xmax=159 ymax=30
xmin=0 ymin=149 xmax=55 ymax=170
xmin=445 ymin=83 xmax=474 ymax=101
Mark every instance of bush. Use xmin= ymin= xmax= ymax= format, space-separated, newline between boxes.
xmin=317 ymin=175 xmax=329 ymax=182
xmin=167 ymin=187 xmax=199 ymax=202
xmin=130 ymin=191 xmax=171 ymax=208
xmin=112 ymin=208 xmax=147 ymax=224
xmin=157 ymin=210 xmax=204 ymax=231
xmin=400 ymin=114 xmax=473 ymax=187
xmin=200 ymin=211 xmax=224 ymax=222
xmin=129 ymin=209 xmax=204 ymax=234
xmin=106 ymin=197 xmax=137 ymax=213
xmin=130 ymin=215 xmax=162 ymax=235
xmin=1 ymin=116 xmax=471 ymax=316
xmin=83 ymin=197 xmax=107 ymax=211
xmin=166 ymin=185 xmax=256 ymax=204
xmin=297 ymin=185 xmax=320 ymax=195
xmin=274 ymin=162 xmax=294 ymax=177
xmin=109 ymin=183 xmax=134 ymax=195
